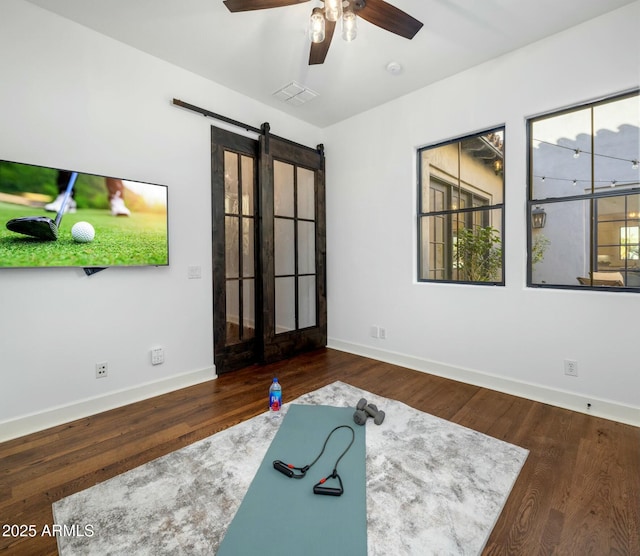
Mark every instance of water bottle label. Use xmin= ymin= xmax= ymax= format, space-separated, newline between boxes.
xmin=269 ymin=392 xmax=282 ymax=411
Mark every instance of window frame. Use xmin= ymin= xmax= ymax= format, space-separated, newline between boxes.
xmin=527 ymin=90 xmax=640 ymax=292
xmin=417 ymin=126 xmax=506 ymax=285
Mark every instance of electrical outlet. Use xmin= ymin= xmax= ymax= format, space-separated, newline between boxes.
xmin=95 ymin=362 xmax=108 ymax=379
xmin=379 ymin=327 xmax=387 ymax=340
xmin=564 ymin=359 xmax=578 ymax=377
xmin=151 ymin=347 xmax=165 ymax=365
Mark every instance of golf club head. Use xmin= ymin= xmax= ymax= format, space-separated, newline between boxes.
xmin=4 ymin=171 xmax=77 ymax=242
xmin=6 ymin=216 xmax=59 ymax=240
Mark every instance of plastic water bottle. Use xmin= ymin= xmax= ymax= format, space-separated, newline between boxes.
xmin=269 ymin=378 xmax=282 ymax=412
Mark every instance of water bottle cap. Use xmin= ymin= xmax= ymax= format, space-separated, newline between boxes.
xmin=273 ymin=377 xmax=278 ymax=382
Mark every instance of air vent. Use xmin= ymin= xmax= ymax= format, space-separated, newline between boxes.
xmin=273 ymin=81 xmax=318 ymax=105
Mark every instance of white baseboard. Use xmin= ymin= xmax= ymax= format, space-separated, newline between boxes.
xmin=0 ymin=366 xmax=217 ymax=443
xmin=328 ymin=338 xmax=640 ymax=427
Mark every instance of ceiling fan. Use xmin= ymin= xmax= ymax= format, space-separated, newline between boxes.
xmin=223 ymin=0 xmax=423 ymax=65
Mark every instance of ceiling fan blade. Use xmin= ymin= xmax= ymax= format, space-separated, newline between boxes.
xmin=224 ymin=0 xmax=309 ymax=12
xmin=356 ymin=0 xmax=423 ymax=39
xmin=309 ymin=19 xmax=336 ymax=65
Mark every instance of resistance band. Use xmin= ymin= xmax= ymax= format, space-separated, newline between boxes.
xmin=273 ymin=425 xmax=355 ymax=496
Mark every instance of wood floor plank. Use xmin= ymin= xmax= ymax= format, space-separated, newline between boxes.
xmin=1 ymin=348 xmax=638 ymax=555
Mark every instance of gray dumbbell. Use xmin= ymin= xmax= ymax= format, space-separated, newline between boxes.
xmin=353 ymin=398 xmax=385 ymax=425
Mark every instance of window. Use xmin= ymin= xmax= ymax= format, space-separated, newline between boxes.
xmin=418 ymin=128 xmax=505 ymax=284
xmin=528 ymin=91 xmax=640 ymax=290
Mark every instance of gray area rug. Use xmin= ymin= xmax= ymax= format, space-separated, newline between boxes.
xmin=53 ymin=381 xmax=528 ymax=555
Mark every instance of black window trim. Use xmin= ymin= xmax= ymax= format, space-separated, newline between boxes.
xmin=526 ymin=89 xmax=640 ymax=292
xmin=417 ymin=125 xmax=506 ymax=286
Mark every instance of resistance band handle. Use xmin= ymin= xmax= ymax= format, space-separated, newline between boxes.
xmin=313 ymin=471 xmax=344 ymax=496
xmin=313 ymin=485 xmax=343 ymax=496
xmin=273 ymin=460 xmax=310 ymax=479
xmin=273 ymin=460 xmax=294 ymax=477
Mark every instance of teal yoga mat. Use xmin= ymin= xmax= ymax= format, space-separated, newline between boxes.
xmin=217 ymin=404 xmax=367 ymax=555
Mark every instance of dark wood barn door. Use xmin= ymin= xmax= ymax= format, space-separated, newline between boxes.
xmin=212 ymin=125 xmax=326 ymax=373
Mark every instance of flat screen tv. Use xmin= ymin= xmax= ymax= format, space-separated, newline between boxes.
xmin=0 ymin=159 xmax=168 ymax=269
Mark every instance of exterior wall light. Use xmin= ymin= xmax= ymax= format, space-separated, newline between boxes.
xmin=531 ymin=205 xmax=547 ymax=229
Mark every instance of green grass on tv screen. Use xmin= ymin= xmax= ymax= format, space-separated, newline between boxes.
xmin=0 ymin=203 xmax=168 ymax=268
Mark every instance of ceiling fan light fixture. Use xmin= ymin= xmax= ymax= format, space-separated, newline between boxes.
xmin=324 ymin=0 xmax=343 ymax=22
xmin=226 ymin=0 xmax=423 ymax=66
xmin=309 ymin=7 xmax=326 ymax=43
xmin=342 ymin=10 xmax=357 ymax=42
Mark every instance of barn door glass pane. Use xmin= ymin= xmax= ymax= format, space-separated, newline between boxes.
xmin=298 ymin=168 xmax=315 ymax=219
xmin=225 ymin=151 xmax=239 ymax=214
xmin=274 ymin=161 xmax=294 ymax=217
xmin=241 ymin=155 xmax=254 ymax=215
xmin=225 ymin=150 xmax=256 ymax=346
xmin=226 ymin=280 xmax=240 ymax=344
xmin=243 ymin=278 xmax=255 ymax=340
xmin=298 ymin=221 xmax=315 ymax=275
xmin=274 ymin=161 xmax=318 ymax=334
xmin=299 ymin=275 xmax=316 ymax=328
xmin=274 ymin=218 xmax=295 ymax=275
xmin=225 ymin=216 xmax=239 ymax=278
xmin=275 ymin=277 xmax=295 ymax=333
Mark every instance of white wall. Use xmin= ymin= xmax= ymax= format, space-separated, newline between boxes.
xmin=324 ymin=2 xmax=640 ymax=425
xmin=0 ymin=0 xmax=322 ymax=439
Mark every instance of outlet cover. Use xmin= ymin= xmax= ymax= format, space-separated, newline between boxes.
xmin=151 ymin=348 xmax=165 ymax=365
xmin=564 ymin=359 xmax=578 ymax=377
xmin=188 ymin=265 xmax=202 ymax=279
xmin=96 ymin=362 xmax=108 ymax=378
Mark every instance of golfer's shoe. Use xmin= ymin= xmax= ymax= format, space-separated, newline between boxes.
xmin=44 ymin=194 xmax=77 ymax=213
xmin=110 ymin=192 xmax=131 ymax=216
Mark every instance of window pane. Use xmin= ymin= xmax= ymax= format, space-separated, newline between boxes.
xmin=530 ymin=199 xmax=589 ymax=286
xmin=531 ymin=108 xmax=592 ymax=199
xmin=297 ymin=167 xmax=315 ymax=220
xmin=275 ymin=276 xmax=295 ymax=333
xmin=297 ymin=220 xmax=315 ymax=275
xmin=226 ymin=280 xmax=240 ymax=345
xmin=419 ymin=209 xmax=502 ymax=282
xmin=243 ymin=279 xmax=255 ymax=340
xmin=419 ymin=217 xmax=429 ymax=279
xmin=274 ymin=217 xmax=295 ymax=276
xmin=299 ymin=275 xmax=316 ymax=328
xmin=241 ymin=155 xmax=254 ymax=215
xmin=224 ymin=151 xmax=239 ymax=214
xmin=242 ymin=218 xmax=254 ymax=277
xmin=274 ymin=161 xmax=295 ymax=217
xmin=593 ymin=95 xmax=640 ymax=191
xmin=225 ymin=216 xmax=239 ymax=278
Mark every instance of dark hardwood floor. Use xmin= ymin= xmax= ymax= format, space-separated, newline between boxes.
xmin=1 ymin=348 xmax=638 ymax=555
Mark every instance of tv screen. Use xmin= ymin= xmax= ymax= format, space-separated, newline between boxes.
xmin=0 ymin=160 xmax=168 ymax=269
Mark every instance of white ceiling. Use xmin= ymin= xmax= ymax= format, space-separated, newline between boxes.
xmin=24 ymin=0 xmax=635 ymax=128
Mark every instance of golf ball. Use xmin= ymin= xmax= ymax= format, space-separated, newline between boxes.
xmin=71 ymin=221 xmax=95 ymax=243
